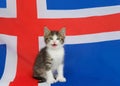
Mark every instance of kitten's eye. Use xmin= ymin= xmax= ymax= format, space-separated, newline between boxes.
xmin=57 ymin=38 xmax=60 ymax=40
xmin=49 ymin=37 xmax=53 ymax=40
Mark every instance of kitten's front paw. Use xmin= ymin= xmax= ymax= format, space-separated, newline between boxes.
xmin=47 ymin=78 xmax=56 ymax=84
xmin=56 ymin=77 xmax=66 ymax=82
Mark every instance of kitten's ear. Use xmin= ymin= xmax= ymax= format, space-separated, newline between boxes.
xmin=44 ymin=26 xmax=51 ymax=36
xmin=59 ymin=27 xmax=66 ymax=36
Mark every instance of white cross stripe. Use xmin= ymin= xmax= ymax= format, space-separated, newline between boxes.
xmin=39 ymin=31 xmax=120 ymax=48
xmin=37 ymin=0 xmax=120 ymax=19
xmin=0 ymin=34 xmax=17 ymax=86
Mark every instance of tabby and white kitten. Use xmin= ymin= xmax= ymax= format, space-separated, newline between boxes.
xmin=33 ymin=26 xmax=66 ymax=84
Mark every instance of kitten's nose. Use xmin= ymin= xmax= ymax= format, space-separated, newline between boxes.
xmin=53 ymin=41 xmax=56 ymax=44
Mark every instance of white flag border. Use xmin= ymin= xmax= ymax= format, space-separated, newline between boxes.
xmin=38 ymin=31 xmax=120 ymax=49
xmin=0 ymin=34 xmax=17 ymax=86
xmin=37 ymin=0 xmax=120 ymax=19
xmin=0 ymin=0 xmax=17 ymax=18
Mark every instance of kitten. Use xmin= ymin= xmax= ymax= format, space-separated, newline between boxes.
xmin=33 ymin=26 xmax=66 ymax=84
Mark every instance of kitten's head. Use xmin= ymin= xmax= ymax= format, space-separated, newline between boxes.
xmin=44 ymin=26 xmax=66 ymax=49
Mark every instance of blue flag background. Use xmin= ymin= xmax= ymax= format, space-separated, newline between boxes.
xmin=47 ymin=0 xmax=120 ymax=10
xmin=0 ymin=44 xmax=6 ymax=79
xmin=52 ymin=40 xmax=120 ymax=86
xmin=0 ymin=0 xmax=6 ymax=8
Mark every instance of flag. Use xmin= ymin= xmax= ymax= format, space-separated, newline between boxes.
xmin=0 ymin=34 xmax=17 ymax=86
xmin=0 ymin=0 xmax=120 ymax=86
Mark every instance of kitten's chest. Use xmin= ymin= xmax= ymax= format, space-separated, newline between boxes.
xmin=47 ymin=48 xmax=64 ymax=65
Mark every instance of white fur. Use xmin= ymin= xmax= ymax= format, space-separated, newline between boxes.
xmin=46 ymin=35 xmax=66 ymax=84
xmin=46 ymin=70 xmax=56 ymax=84
xmin=47 ymin=47 xmax=64 ymax=70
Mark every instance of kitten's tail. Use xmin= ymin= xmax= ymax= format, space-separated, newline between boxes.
xmin=33 ymin=76 xmax=46 ymax=83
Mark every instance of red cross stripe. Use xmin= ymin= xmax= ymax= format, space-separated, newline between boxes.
xmin=0 ymin=0 xmax=39 ymax=86
xmin=0 ymin=0 xmax=120 ymax=86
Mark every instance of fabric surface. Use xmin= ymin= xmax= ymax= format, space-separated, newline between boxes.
xmin=0 ymin=0 xmax=120 ymax=86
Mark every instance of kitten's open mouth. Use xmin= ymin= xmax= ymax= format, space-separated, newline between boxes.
xmin=52 ymin=44 xmax=57 ymax=47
